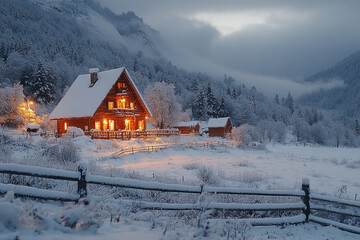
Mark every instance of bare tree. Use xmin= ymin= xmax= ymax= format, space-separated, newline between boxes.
xmin=145 ymin=82 xmax=182 ymax=129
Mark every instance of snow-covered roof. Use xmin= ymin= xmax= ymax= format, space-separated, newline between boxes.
xmin=207 ymin=117 xmax=231 ymax=128
xmin=175 ymin=121 xmax=200 ymax=127
xmin=49 ymin=68 xmax=151 ymax=119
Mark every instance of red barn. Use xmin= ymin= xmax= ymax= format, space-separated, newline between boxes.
xmin=208 ymin=117 xmax=232 ymax=137
xmin=175 ymin=121 xmax=200 ymax=134
xmin=49 ymin=68 xmax=152 ymax=135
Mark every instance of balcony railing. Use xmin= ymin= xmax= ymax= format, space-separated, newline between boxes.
xmin=113 ymin=108 xmax=137 ymax=117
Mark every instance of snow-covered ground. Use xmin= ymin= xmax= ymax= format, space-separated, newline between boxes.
xmin=78 ymin=136 xmax=360 ymax=198
xmin=1 ymin=132 xmax=360 ymax=239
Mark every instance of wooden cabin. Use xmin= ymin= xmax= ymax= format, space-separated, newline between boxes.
xmin=208 ymin=117 xmax=232 ymax=137
xmin=49 ymin=68 xmax=152 ymax=135
xmin=175 ymin=121 xmax=200 ymax=134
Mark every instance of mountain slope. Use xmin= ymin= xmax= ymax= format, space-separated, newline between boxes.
xmin=298 ymin=51 xmax=360 ymax=119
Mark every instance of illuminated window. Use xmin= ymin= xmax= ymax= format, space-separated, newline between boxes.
xmin=138 ymin=120 xmax=144 ymax=130
xmin=130 ymin=102 xmax=134 ymax=109
xmin=64 ymin=122 xmax=67 ymax=130
xmin=117 ymin=82 xmax=125 ymax=89
xmin=109 ymin=120 xmax=114 ymax=131
xmin=85 ymin=126 xmax=88 ymax=131
xmin=103 ymin=119 xmax=108 ymax=130
xmin=121 ymin=99 xmax=126 ymax=108
xmin=125 ymin=119 xmax=130 ymax=130
xmin=108 ymin=101 xmax=114 ymax=110
xmin=95 ymin=121 xmax=100 ymax=130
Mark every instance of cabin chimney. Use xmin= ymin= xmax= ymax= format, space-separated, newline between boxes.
xmin=89 ymin=68 xmax=99 ymax=87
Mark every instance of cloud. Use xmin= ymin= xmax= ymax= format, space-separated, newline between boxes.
xmin=98 ymin=0 xmax=360 ymax=97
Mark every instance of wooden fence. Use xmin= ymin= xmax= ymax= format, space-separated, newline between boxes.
xmin=89 ymin=129 xmax=180 ymax=140
xmin=112 ymin=140 xmax=231 ymax=156
xmin=0 ymin=163 xmax=359 ymax=234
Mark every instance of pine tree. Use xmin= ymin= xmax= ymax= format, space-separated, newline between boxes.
xmin=355 ymin=119 xmax=360 ymax=136
xmin=274 ymin=94 xmax=280 ymax=104
xmin=195 ymin=89 xmax=207 ymax=120
xmin=226 ymin=87 xmax=231 ymax=96
xmin=206 ymin=83 xmax=218 ymax=118
xmin=31 ymin=62 xmax=56 ymax=104
xmin=232 ymin=89 xmax=237 ymax=99
xmin=19 ymin=66 xmax=34 ymax=97
xmin=133 ymin=58 xmax=138 ymax=72
xmin=285 ymin=92 xmax=294 ymax=114
xmin=217 ymin=96 xmax=228 ymax=117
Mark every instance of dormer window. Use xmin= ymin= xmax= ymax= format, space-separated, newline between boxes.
xmin=108 ymin=101 xmax=114 ymax=110
xmin=117 ymin=82 xmax=126 ymax=89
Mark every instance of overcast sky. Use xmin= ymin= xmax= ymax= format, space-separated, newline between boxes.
xmin=99 ymin=0 xmax=360 ymax=97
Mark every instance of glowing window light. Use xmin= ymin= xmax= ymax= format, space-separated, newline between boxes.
xmin=95 ymin=121 xmax=100 ymax=130
xmin=64 ymin=122 xmax=67 ymax=130
xmin=108 ymin=101 xmax=114 ymax=110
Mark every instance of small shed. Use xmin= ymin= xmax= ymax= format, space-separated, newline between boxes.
xmin=175 ymin=121 xmax=200 ymax=134
xmin=208 ymin=117 xmax=232 ymax=137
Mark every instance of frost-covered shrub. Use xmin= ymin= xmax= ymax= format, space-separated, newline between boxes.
xmin=238 ymin=171 xmax=265 ymax=185
xmin=63 ymin=127 xmax=84 ymax=137
xmin=45 ymin=139 xmax=79 ymax=164
xmin=196 ymin=165 xmax=220 ymax=185
xmin=232 ymin=124 xmax=256 ymax=145
xmin=0 ymin=131 xmax=13 ymax=163
xmin=57 ymin=200 xmax=103 ymax=231
xmin=183 ymin=162 xmax=200 ymax=170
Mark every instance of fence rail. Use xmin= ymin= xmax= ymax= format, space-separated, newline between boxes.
xmin=0 ymin=163 xmax=359 ymax=234
xmin=90 ymin=129 xmax=180 ymax=140
xmin=113 ymin=140 xmax=231 ymax=156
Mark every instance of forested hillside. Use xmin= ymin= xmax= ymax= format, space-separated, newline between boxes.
xmin=299 ymin=51 xmax=360 ymax=119
xmin=0 ymin=0 xmax=359 ymax=147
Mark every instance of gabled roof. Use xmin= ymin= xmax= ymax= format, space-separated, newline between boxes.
xmin=207 ymin=117 xmax=231 ymax=128
xmin=175 ymin=121 xmax=200 ymax=127
xmin=49 ymin=68 xmax=151 ymax=119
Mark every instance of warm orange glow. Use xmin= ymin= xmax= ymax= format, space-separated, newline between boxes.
xmin=121 ymin=99 xmax=125 ymax=102
xmin=64 ymin=122 xmax=68 ymax=130
xmin=108 ymin=101 xmax=114 ymax=110
xmin=109 ymin=120 xmax=114 ymax=131
xmin=29 ymin=101 xmax=33 ymax=105
xmin=125 ymin=119 xmax=130 ymax=130
xmin=95 ymin=121 xmax=100 ymax=130
xmin=103 ymin=119 xmax=108 ymax=130
xmin=138 ymin=120 xmax=144 ymax=130
xmin=145 ymin=116 xmax=149 ymax=119
xmin=130 ymin=102 xmax=134 ymax=109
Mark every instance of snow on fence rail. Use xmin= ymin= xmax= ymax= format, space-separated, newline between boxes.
xmin=113 ymin=140 xmax=231 ymax=156
xmin=90 ymin=129 xmax=180 ymax=140
xmin=0 ymin=163 xmax=359 ymax=234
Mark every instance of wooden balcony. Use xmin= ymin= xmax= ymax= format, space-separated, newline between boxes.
xmin=113 ymin=108 xmax=138 ymax=117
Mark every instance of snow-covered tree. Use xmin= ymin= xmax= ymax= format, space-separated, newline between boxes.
xmin=217 ymin=96 xmax=228 ymax=117
xmin=145 ymin=82 xmax=182 ymax=129
xmin=206 ymin=83 xmax=217 ymax=118
xmin=195 ymin=89 xmax=207 ymax=121
xmin=31 ymin=62 xmax=56 ymax=104
xmin=0 ymin=84 xmax=33 ymax=127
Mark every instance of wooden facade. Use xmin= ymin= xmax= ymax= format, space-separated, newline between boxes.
xmin=208 ymin=118 xmax=232 ymax=137
xmin=52 ymin=69 xmax=151 ymax=135
xmin=175 ymin=121 xmax=200 ymax=135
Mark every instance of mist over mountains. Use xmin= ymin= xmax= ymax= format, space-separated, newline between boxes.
xmin=299 ymin=51 xmax=360 ymax=120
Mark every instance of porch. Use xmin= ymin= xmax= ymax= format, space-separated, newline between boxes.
xmin=87 ymin=129 xmax=179 ymax=140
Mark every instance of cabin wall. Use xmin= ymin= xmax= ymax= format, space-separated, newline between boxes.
xmin=208 ymin=127 xmax=226 ymax=137
xmin=57 ymin=117 xmax=92 ymax=135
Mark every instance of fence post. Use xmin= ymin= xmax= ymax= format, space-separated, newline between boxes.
xmin=77 ymin=162 xmax=87 ymax=199
xmin=302 ymin=178 xmax=310 ymax=222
